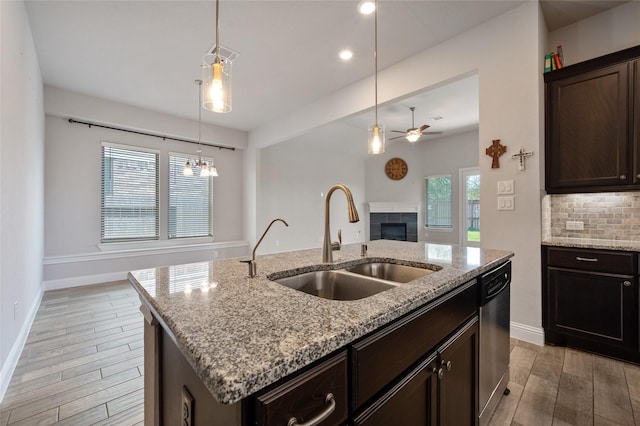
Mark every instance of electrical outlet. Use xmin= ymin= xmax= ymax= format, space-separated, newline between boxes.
xmin=14 ymin=301 xmax=19 ymax=320
xmin=275 ymin=240 xmax=280 ymax=247
xmin=566 ymin=221 xmax=584 ymax=230
xmin=213 ymin=251 xmax=218 ymax=258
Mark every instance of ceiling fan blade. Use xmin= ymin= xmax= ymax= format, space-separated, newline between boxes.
xmin=423 ymin=131 xmax=443 ymax=135
xmin=389 ymin=135 xmax=406 ymax=141
xmin=418 ymin=124 xmax=430 ymax=132
xmin=390 ymin=130 xmax=407 ymax=133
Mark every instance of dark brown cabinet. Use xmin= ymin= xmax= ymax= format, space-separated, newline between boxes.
xmin=544 ymin=45 xmax=640 ymax=193
xmin=353 ymin=318 xmax=478 ymax=426
xmin=542 ymin=246 xmax=639 ymax=362
xmin=255 ymin=352 xmax=348 ymax=426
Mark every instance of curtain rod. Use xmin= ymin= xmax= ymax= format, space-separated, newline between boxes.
xmin=67 ymin=118 xmax=236 ymax=151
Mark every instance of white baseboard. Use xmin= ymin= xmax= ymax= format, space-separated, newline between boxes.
xmin=44 ymin=271 xmax=129 ymax=291
xmin=0 ymin=285 xmax=44 ymax=402
xmin=510 ymin=321 xmax=545 ymax=346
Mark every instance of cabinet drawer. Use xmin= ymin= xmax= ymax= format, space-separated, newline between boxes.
xmin=350 ymin=280 xmax=477 ymax=410
xmin=255 ymin=351 xmax=348 ymax=426
xmin=546 ymin=247 xmax=635 ymax=274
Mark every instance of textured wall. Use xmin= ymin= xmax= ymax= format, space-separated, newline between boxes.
xmin=546 ymin=192 xmax=640 ymax=240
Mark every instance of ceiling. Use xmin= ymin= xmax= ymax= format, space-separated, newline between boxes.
xmin=25 ymin=1 xmax=627 ymax=137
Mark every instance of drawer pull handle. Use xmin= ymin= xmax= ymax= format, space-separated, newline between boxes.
xmin=576 ymin=257 xmax=598 ymax=262
xmin=441 ymin=359 xmax=452 ymax=371
xmin=623 ymin=281 xmax=632 ymax=287
xmin=288 ymin=393 xmax=335 ymax=426
xmin=620 ymin=175 xmax=627 ymax=180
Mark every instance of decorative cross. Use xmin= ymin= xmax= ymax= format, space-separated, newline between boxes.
xmin=485 ymin=139 xmax=506 ymax=169
xmin=511 ymin=147 xmax=534 ymax=171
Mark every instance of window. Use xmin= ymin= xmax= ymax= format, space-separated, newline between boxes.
xmin=101 ymin=143 xmax=159 ymax=242
xmin=460 ymin=168 xmax=480 ymax=246
xmin=168 ymin=154 xmax=213 ymax=239
xmin=425 ymin=175 xmax=452 ymax=228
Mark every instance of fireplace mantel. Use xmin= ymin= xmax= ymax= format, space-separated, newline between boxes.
xmin=368 ymin=202 xmax=419 ymax=213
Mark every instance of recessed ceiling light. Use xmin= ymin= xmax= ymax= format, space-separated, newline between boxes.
xmin=357 ymin=0 xmax=375 ymax=15
xmin=339 ymin=49 xmax=354 ymax=61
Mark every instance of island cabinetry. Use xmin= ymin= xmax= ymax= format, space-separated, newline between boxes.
xmin=255 ymin=351 xmax=348 ymax=426
xmin=544 ymin=45 xmax=640 ymax=193
xmin=353 ymin=317 xmax=478 ymax=426
xmin=350 ymin=279 xmax=477 ymax=411
xmin=543 ymin=246 xmax=639 ymax=362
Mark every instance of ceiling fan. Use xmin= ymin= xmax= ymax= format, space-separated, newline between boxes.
xmin=390 ymin=107 xmax=443 ymax=142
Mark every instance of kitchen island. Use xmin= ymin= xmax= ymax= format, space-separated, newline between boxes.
xmin=129 ymin=240 xmax=513 ymax=425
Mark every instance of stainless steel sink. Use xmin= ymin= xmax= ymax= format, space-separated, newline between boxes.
xmin=272 ymin=270 xmax=397 ymax=301
xmin=345 ymin=262 xmax=436 ymax=283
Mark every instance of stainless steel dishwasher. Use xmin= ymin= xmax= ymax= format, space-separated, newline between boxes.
xmin=478 ymin=260 xmax=511 ymax=426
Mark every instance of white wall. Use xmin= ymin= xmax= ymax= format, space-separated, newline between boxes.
xmin=257 ymin=121 xmax=367 ymax=254
xmin=0 ymin=0 xmax=45 ymax=399
xmin=43 ymin=88 xmax=249 ymax=288
xmin=365 ymin=130 xmax=479 ymax=245
xmin=247 ymin=2 xmax=546 ymax=344
xmin=547 ymin=1 xmax=640 ymax=66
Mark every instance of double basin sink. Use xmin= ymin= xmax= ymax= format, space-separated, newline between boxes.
xmin=269 ymin=261 xmax=440 ymax=301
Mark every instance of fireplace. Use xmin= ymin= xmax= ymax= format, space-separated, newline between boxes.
xmin=381 ymin=223 xmax=407 ymax=241
xmin=368 ymin=203 xmax=419 ymax=242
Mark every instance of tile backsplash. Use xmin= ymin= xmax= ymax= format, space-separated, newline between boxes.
xmin=544 ymin=192 xmax=640 ymax=240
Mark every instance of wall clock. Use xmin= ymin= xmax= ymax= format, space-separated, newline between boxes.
xmin=385 ymin=157 xmax=408 ymax=180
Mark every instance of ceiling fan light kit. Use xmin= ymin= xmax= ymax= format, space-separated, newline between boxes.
xmin=389 ymin=106 xmax=443 ymax=142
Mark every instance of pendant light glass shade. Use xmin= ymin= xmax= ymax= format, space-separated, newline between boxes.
xmin=202 ymin=54 xmax=232 ymax=113
xmin=368 ymin=123 xmax=385 ymax=154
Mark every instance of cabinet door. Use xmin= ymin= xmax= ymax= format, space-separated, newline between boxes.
xmin=546 ymin=267 xmax=637 ymax=350
xmin=437 ymin=318 xmax=479 ymax=426
xmin=352 ymin=355 xmax=438 ymax=426
xmin=634 ymin=60 xmax=640 ymax=184
xmin=546 ymin=63 xmax=630 ymax=191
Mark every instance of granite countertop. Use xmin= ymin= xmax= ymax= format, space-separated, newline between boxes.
xmin=128 ymin=240 xmax=513 ymax=405
xmin=542 ymin=237 xmax=640 ymax=252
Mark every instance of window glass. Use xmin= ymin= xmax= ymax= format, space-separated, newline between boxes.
xmin=101 ymin=144 xmax=159 ymax=242
xmin=425 ymin=175 xmax=452 ymax=228
xmin=168 ymin=154 xmax=213 ymax=239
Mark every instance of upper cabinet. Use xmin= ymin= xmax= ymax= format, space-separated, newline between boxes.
xmin=545 ymin=46 xmax=640 ymax=193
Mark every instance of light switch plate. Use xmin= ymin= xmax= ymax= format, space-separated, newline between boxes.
xmin=497 ymin=196 xmax=515 ymax=210
xmin=566 ymin=220 xmax=584 ymax=230
xmin=497 ymin=180 xmax=514 ymax=194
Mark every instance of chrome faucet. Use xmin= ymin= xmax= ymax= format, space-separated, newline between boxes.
xmin=323 ymin=184 xmax=360 ymax=263
xmin=241 ymin=218 xmax=289 ymax=277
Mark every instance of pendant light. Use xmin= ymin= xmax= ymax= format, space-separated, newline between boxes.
xmin=202 ymin=0 xmax=232 ymax=113
xmin=184 ymin=80 xmax=218 ymax=177
xmin=367 ymin=0 xmax=384 ymax=155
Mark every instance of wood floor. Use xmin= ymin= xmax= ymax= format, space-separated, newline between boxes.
xmin=1 ymin=280 xmax=640 ymax=425
xmin=0 ymin=281 xmax=143 ymax=425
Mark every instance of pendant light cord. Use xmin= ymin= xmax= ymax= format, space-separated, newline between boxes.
xmin=374 ymin=0 xmax=378 ymax=125
xmin=215 ymin=0 xmax=220 ymax=61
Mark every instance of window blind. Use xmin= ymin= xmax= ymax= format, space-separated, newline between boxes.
xmin=168 ymin=154 xmax=213 ymax=239
xmin=101 ymin=144 xmax=159 ymax=242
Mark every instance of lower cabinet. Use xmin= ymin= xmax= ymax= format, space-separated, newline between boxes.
xmin=352 ymin=318 xmax=479 ymax=426
xmin=543 ymin=246 xmax=639 ymax=362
